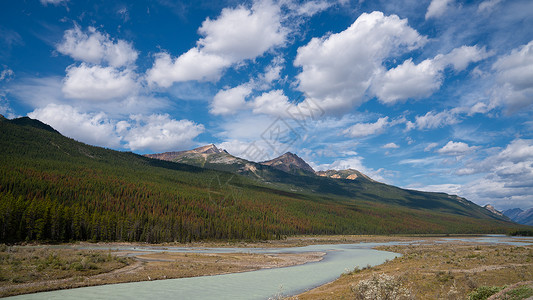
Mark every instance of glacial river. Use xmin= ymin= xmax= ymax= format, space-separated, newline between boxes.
xmin=8 ymin=236 xmax=533 ymax=300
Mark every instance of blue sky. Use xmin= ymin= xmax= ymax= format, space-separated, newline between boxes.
xmin=1 ymin=0 xmax=532 ymax=210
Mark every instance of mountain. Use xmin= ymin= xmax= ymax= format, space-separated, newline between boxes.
xmin=148 ymin=145 xmax=513 ymax=223
xmin=316 ymin=169 xmax=373 ymax=181
xmin=503 ymin=208 xmax=533 ymax=226
xmin=260 ymin=152 xmax=315 ymax=175
xmin=144 ymin=145 xmax=285 ymax=180
xmin=484 ymin=204 xmax=506 ymax=218
xmin=0 ymin=116 xmax=528 ymax=244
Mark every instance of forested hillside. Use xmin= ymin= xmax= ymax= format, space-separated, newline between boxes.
xmin=0 ymin=117 xmax=526 ymax=243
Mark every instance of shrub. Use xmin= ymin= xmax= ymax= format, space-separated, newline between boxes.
xmin=468 ymin=286 xmax=505 ymax=300
xmin=352 ymin=273 xmax=412 ymax=300
xmin=504 ymin=285 xmax=533 ymax=299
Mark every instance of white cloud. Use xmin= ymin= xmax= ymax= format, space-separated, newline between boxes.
xmin=0 ymin=91 xmax=16 ymax=119
xmin=57 ymin=25 xmax=138 ymax=67
xmin=147 ymin=50 xmax=230 ymax=87
xmin=409 ymin=109 xmax=460 ymax=130
xmin=0 ymin=68 xmax=14 ymax=81
xmin=477 ymin=0 xmax=502 ymax=13
xmin=425 ymin=0 xmax=454 ymax=19
xmin=258 ymin=56 xmax=285 ymax=87
xmin=437 ymin=141 xmax=478 ymax=156
xmin=251 ymin=89 xmax=291 ymax=117
xmin=28 ymin=104 xmax=122 ymax=148
xmin=210 ymin=84 xmax=252 ymax=115
xmin=28 ymin=104 xmax=204 ymax=152
xmin=372 ymin=46 xmax=490 ymax=103
xmin=313 ymin=156 xmax=386 ymax=182
xmin=491 ymin=40 xmax=533 ymax=111
xmin=383 ymin=142 xmax=400 ymax=149
xmin=294 ymin=11 xmax=426 ymax=113
xmin=343 ymin=117 xmax=389 ymax=138
xmin=62 ymin=63 xmax=138 ymax=101
xmin=217 ymin=139 xmax=277 ymax=162
xmin=122 ymin=114 xmax=205 ymax=152
xmin=286 ymin=0 xmax=333 ymax=16
xmin=437 ymin=45 xmax=491 ymax=71
xmin=147 ymin=0 xmax=286 ymax=87
xmin=372 ymin=59 xmax=442 ymax=103
xmin=197 ymin=1 xmax=286 ymax=61
xmin=453 ymin=140 xmax=533 ymax=209
xmin=40 ymin=0 xmax=68 ymax=5
xmin=424 ymin=142 xmax=439 ymax=152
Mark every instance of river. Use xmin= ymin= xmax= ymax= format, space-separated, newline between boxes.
xmin=8 ymin=236 xmax=533 ymax=299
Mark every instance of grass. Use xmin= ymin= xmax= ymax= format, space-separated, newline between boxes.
xmin=0 ymin=245 xmax=129 ymax=284
xmin=297 ymin=241 xmax=533 ymax=299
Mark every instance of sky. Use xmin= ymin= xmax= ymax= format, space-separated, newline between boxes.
xmin=1 ymin=0 xmax=532 ymax=210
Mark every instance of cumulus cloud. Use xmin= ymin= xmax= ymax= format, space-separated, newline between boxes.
xmin=122 ymin=114 xmax=205 ymax=152
xmin=62 ymin=63 xmax=138 ymax=100
xmin=372 ymin=59 xmax=442 ymax=103
xmin=28 ymin=104 xmax=204 ymax=152
xmin=383 ymin=142 xmax=400 ymax=149
xmin=438 ymin=45 xmax=491 ymax=71
xmin=454 ymin=139 xmax=533 ymax=209
xmin=251 ymin=89 xmax=291 ymax=117
xmin=57 ymin=25 xmax=138 ymax=67
xmin=437 ymin=141 xmax=479 ymax=156
xmin=343 ymin=117 xmax=389 ymax=138
xmin=210 ymin=84 xmax=252 ymax=115
xmin=147 ymin=0 xmax=286 ymax=87
xmin=28 ymin=104 xmax=122 ymax=148
xmin=294 ymin=11 xmax=426 ymax=113
xmin=491 ymin=40 xmax=533 ymax=112
xmin=407 ymin=109 xmax=460 ymax=130
xmin=373 ymin=45 xmax=490 ymax=103
xmin=425 ymin=0 xmax=454 ymax=19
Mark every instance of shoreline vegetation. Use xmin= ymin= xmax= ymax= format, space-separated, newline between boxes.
xmin=1 ymin=235 xmax=532 ymax=299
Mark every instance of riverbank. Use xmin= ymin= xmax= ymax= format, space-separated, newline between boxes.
xmin=0 ymin=245 xmax=324 ymax=298
xmin=2 ymin=235 xmax=532 ymax=299
xmin=297 ymin=241 xmax=533 ymax=299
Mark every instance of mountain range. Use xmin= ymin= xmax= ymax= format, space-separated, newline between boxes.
xmin=0 ymin=115 xmax=529 ymax=243
xmin=503 ymin=208 xmax=533 ymax=226
xmin=146 ymin=144 xmax=371 ymax=182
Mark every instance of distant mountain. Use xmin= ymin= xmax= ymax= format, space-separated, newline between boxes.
xmin=316 ymin=169 xmax=373 ymax=181
xmin=503 ymin=208 xmax=533 ymax=226
xmin=260 ymin=152 xmax=315 ymax=175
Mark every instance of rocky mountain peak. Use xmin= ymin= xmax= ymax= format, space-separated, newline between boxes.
xmin=484 ymin=204 xmax=503 ymax=217
xmin=260 ymin=152 xmax=315 ymax=174
xmin=192 ymin=144 xmax=223 ymax=154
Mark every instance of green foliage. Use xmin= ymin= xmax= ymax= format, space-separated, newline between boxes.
xmin=469 ymin=286 xmax=505 ymax=300
xmin=504 ymin=286 xmax=533 ymax=299
xmin=0 ymin=117 xmax=527 ymax=244
xmin=509 ymin=230 xmax=533 ymax=236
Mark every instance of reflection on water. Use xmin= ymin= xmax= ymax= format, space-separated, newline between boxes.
xmin=8 ymin=236 xmax=533 ymax=300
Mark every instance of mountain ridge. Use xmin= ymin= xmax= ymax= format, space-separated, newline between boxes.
xmin=260 ymin=152 xmax=315 ymax=174
xmin=503 ymin=208 xmax=533 ymax=226
xmin=1 ymin=116 xmax=527 ymax=243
